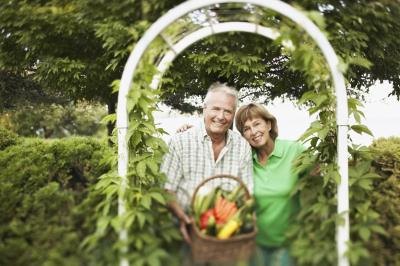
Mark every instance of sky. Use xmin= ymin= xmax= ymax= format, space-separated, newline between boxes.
xmin=155 ymin=81 xmax=399 ymax=146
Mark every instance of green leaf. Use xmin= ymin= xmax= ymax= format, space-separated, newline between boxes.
xmin=127 ymin=89 xmax=141 ymax=111
xmin=357 ymin=179 xmax=372 ymax=190
xmin=146 ymin=256 xmax=161 ymax=266
xmin=136 ymin=212 xmax=146 ymax=228
xmin=140 ymin=195 xmax=151 ymax=209
xmin=136 ymin=160 xmax=147 ymax=177
xmin=338 ymin=60 xmax=348 ymax=73
xmin=150 ymin=192 xmax=166 ymax=205
xmin=135 ymin=238 xmax=143 ymax=250
xmin=313 ymin=93 xmax=329 ymax=107
xmin=298 ymin=90 xmax=317 ymax=105
xmin=146 ymin=159 xmax=159 ymax=176
xmin=318 ymin=126 xmax=330 ymax=140
xmin=348 ymin=56 xmax=373 ymax=69
xmin=370 ymin=225 xmax=388 ymax=236
xmin=96 ymin=216 xmax=110 ymax=236
xmin=351 ymin=125 xmax=373 ymax=136
xmin=361 ymin=172 xmax=381 ymax=179
xmin=299 ymin=121 xmax=324 ymax=141
xmin=359 ymin=227 xmax=371 ymax=241
xmin=111 ymin=79 xmax=120 ymax=93
xmin=100 ymin=113 xmax=116 ymax=125
xmin=138 ymin=98 xmax=149 ymax=113
xmin=306 ymin=10 xmax=326 ymax=29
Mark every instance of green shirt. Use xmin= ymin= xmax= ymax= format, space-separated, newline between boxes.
xmin=253 ymin=139 xmax=305 ymax=247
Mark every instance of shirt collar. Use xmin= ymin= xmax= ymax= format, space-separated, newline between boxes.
xmin=252 ymin=139 xmax=283 ymax=162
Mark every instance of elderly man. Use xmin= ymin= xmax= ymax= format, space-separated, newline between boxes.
xmin=160 ymin=82 xmax=253 ymax=244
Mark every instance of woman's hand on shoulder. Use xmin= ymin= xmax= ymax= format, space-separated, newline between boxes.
xmin=176 ymin=124 xmax=193 ymax=133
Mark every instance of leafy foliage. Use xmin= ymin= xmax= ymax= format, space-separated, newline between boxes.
xmin=0 ymin=136 xmax=111 ymax=266
xmin=257 ymin=13 xmax=384 ymax=265
xmin=84 ymin=50 xmax=182 ymax=265
xmin=366 ymin=137 xmax=400 ymax=266
xmin=2 ymin=0 xmax=400 ymax=117
xmin=162 ymin=32 xmax=306 ymax=112
xmin=0 ymin=70 xmax=64 ymax=112
xmin=160 ymin=0 xmax=400 ymax=112
xmin=0 ymin=102 xmax=107 ymax=138
xmin=0 ymin=0 xmax=183 ymax=115
xmin=295 ymin=0 xmax=400 ymax=99
xmin=0 ymin=126 xmax=17 ymax=150
xmin=0 ymin=0 xmax=186 ymax=136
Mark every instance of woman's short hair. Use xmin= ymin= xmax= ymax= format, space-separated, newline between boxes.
xmin=204 ymin=82 xmax=238 ymax=110
xmin=235 ymin=103 xmax=279 ymax=141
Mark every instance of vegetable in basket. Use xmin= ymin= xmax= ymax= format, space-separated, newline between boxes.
xmin=192 ymin=185 xmax=255 ymax=238
xmin=217 ymin=197 xmax=254 ymax=239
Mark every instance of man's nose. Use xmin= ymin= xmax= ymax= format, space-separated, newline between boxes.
xmin=216 ymin=110 xmax=225 ymax=119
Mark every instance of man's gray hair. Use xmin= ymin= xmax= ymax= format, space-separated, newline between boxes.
xmin=203 ymin=82 xmax=239 ymax=109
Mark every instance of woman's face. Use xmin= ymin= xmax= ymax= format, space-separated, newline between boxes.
xmin=242 ymin=117 xmax=272 ymax=148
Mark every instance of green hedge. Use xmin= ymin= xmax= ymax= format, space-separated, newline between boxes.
xmin=0 ymin=136 xmax=111 ymax=266
xmin=0 ymin=126 xmax=17 ymax=150
xmin=368 ymin=137 xmax=400 ymax=266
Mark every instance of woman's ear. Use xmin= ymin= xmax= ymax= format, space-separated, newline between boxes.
xmin=266 ymin=120 xmax=272 ymax=131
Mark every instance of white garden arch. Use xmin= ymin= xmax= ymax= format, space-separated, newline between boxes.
xmin=116 ymin=1 xmax=350 ymax=265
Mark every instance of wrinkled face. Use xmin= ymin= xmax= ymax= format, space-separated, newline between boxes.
xmin=242 ymin=117 xmax=272 ymax=148
xmin=203 ymin=91 xmax=236 ymax=137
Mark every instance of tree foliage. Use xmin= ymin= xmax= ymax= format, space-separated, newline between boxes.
xmin=0 ymin=0 xmax=182 ymax=134
xmin=1 ymin=0 xmax=399 ymax=116
xmin=0 ymin=0 xmax=110 ymax=104
xmin=162 ymin=32 xmax=306 ymax=112
xmin=0 ymin=70 xmax=63 ymax=112
xmin=0 ymin=0 xmax=182 ymax=106
xmin=1 ymin=102 xmax=107 ymax=138
xmin=161 ymin=0 xmax=400 ymax=112
xmin=297 ymin=0 xmax=400 ymax=97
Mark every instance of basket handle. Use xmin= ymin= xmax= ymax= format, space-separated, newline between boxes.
xmin=190 ymin=174 xmax=250 ymax=211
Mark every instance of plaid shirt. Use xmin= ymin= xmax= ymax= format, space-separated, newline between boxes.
xmin=161 ymin=120 xmax=253 ymax=208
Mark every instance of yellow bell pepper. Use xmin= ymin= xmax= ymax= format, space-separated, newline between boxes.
xmin=217 ymin=219 xmax=241 ymax=239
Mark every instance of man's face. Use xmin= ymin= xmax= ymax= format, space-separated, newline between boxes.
xmin=203 ymin=91 xmax=236 ymax=137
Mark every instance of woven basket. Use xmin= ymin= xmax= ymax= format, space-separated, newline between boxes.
xmin=189 ymin=174 xmax=257 ymax=263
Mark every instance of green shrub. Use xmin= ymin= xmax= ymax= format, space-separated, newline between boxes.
xmin=0 ymin=137 xmax=111 ymax=266
xmin=0 ymin=126 xmax=17 ymax=150
xmin=367 ymin=137 xmax=400 ymax=266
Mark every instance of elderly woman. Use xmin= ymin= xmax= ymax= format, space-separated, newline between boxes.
xmin=235 ymin=103 xmax=306 ymax=266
